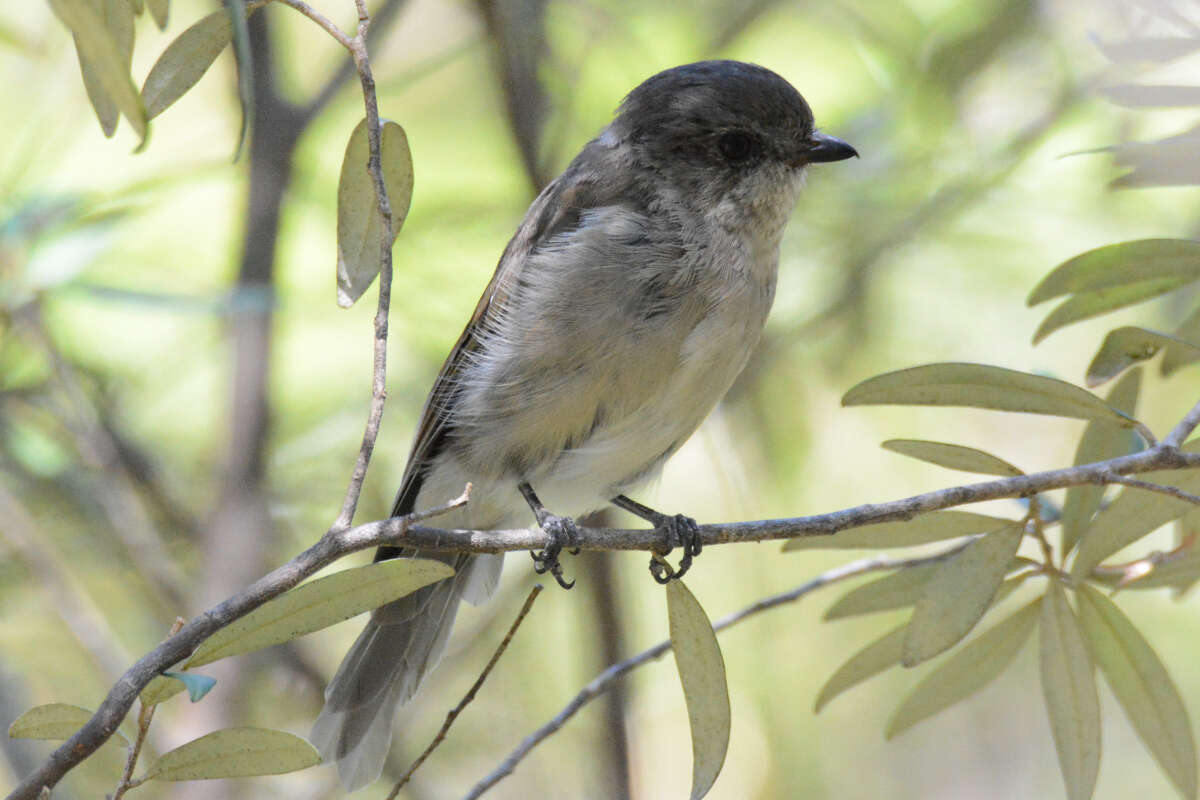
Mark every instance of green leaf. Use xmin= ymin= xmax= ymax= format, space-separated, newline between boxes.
xmin=823 ymin=564 xmax=939 ymax=620
xmin=887 ymin=598 xmax=1040 ymax=738
xmin=1029 ymin=239 xmax=1200 ymax=305
xmin=163 ymin=671 xmax=216 ymax=702
xmin=336 ymin=118 xmax=415 ymax=308
xmin=1086 ymin=327 xmax=1200 ymax=387
xmin=1034 ymin=279 xmax=1196 ymax=344
xmin=882 ymin=439 xmax=1023 ymax=476
xmin=8 ymin=703 xmax=128 ymax=746
xmin=144 ymin=727 xmax=320 ymax=781
xmin=1060 ymin=370 xmax=1142 ymax=555
xmin=1071 ymin=440 xmax=1200 ymax=579
xmin=75 ymin=0 xmax=135 ymax=137
xmin=1076 ymin=585 xmax=1196 ymax=799
xmin=140 ymin=675 xmax=187 ymax=707
xmin=49 ymin=0 xmax=147 ymax=141
xmin=1040 ymin=582 xmax=1101 ymax=800
xmin=842 ymin=363 xmax=1131 ymax=427
xmin=666 ymin=580 xmax=730 ymax=800
xmin=783 ymin=510 xmax=1015 ymax=551
xmin=141 ymin=11 xmax=233 ymax=119
xmin=902 ymin=525 xmax=1024 ymax=666
xmin=146 ymin=0 xmax=168 ymax=28
xmin=1091 ymin=547 xmax=1200 ymax=594
xmin=1163 ymin=305 xmax=1200 ymax=376
xmin=814 ymin=624 xmax=906 ymax=713
xmin=185 ymin=558 xmax=454 ymax=667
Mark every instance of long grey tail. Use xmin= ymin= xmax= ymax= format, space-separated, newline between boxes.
xmin=311 ymin=551 xmax=504 ymax=791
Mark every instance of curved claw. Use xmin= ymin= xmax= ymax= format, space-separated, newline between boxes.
xmin=644 ymin=513 xmax=702 ymax=583
xmin=531 ymin=514 xmax=579 ymax=590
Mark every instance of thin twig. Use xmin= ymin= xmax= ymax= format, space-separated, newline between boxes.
xmin=1165 ymin=398 xmax=1200 ymax=448
xmin=462 ymin=546 xmax=970 ymax=799
xmin=270 ymin=0 xmax=353 ymax=48
xmin=389 ymin=584 xmax=545 ymax=799
xmin=1103 ymin=472 xmax=1200 ymax=506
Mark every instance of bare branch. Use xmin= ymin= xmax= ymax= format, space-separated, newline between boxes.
xmin=1165 ymin=398 xmax=1200 ymax=448
xmin=271 ymin=0 xmax=354 ymax=48
xmin=1101 ymin=472 xmax=1200 ymax=506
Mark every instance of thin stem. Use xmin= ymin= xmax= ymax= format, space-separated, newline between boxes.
xmin=111 ymin=619 xmax=184 ymax=800
xmin=270 ymin=0 xmax=354 ymax=48
xmin=1103 ymin=472 xmax=1200 ymax=505
xmin=389 ymin=584 xmax=544 ymax=798
xmin=1165 ymin=398 xmax=1200 ymax=448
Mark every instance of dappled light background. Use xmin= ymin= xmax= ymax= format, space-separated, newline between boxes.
xmin=3 ymin=1 xmax=1200 ymax=798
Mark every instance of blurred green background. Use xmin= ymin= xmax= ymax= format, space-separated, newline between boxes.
xmin=4 ymin=1 xmax=1200 ymax=798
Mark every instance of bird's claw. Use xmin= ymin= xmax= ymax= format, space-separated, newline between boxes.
xmin=531 ymin=513 xmax=578 ymax=590
xmin=647 ymin=513 xmax=702 ymax=583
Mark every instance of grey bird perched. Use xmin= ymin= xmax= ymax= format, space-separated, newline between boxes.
xmin=312 ymin=59 xmax=857 ymax=790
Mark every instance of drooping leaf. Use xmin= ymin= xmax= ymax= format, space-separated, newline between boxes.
xmin=1040 ymin=582 xmax=1101 ymax=800
xmin=1093 ymin=36 xmax=1200 ymax=64
xmin=225 ymin=0 xmax=252 ymax=159
xmin=49 ymin=0 xmax=146 ymax=140
xmin=1076 ymin=585 xmax=1196 ymax=799
xmin=1163 ymin=305 xmax=1200 ymax=376
xmin=75 ymin=0 xmax=135 ymax=137
xmin=336 ymin=118 xmax=415 ymax=307
xmin=882 ymin=439 xmax=1023 ymax=476
xmin=1086 ymin=327 xmax=1200 ymax=387
xmin=887 ymin=598 xmax=1040 ymax=738
xmin=666 ymin=580 xmax=730 ymax=800
xmin=1071 ymin=440 xmax=1200 ymax=579
xmin=144 ymin=728 xmax=320 ymax=781
xmin=842 ymin=363 xmax=1131 ymax=427
xmin=814 ymin=624 xmax=906 ymax=713
xmin=902 ymin=525 xmax=1024 ymax=666
xmin=8 ymin=703 xmax=127 ymax=745
xmin=140 ymin=675 xmax=187 ymax=707
xmin=1060 ymin=370 xmax=1142 ymax=555
xmin=1028 ymin=240 xmax=1200 ymax=305
xmin=1034 ymin=279 xmax=1196 ymax=344
xmin=783 ymin=510 xmax=1014 ymax=551
xmin=823 ymin=565 xmax=939 ymax=620
xmin=142 ymin=11 xmax=233 ymax=119
xmin=1099 ymin=85 xmax=1200 ymax=108
xmin=146 ymin=0 xmax=168 ymax=28
xmin=186 ymin=558 xmax=454 ymax=667
xmin=163 ymin=671 xmax=216 ymax=702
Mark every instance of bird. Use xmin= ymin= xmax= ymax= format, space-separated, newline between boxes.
xmin=311 ymin=59 xmax=857 ymax=790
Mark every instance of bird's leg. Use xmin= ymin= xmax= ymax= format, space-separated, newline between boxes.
xmin=611 ymin=495 xmax=702 ymax=584
xmin=519 ymin=482 xmax=578 ymax=590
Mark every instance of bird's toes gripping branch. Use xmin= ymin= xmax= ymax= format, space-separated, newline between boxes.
xmin=648 ymin=513 xmax=702 ymax=584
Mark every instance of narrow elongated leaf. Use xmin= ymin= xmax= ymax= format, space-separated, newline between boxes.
xmin=141 ymin=11 xmax=233 ymax=119
xmin=8 ymin=703 xmax=128 ymax=746
xmin=1100 ymin=85 xmax=1200 ymax=108
xmin=140 ymin=675 xmax=187 ymax=707
xmin=882 ymin=439 xmax=1023 ymax=476
xmin=1163 ymin=305 xmax=1200 ymax=376
xmin=1029 ymin=239 xmax=1200 ymax=305
xmin=843 ymin=363 xmax=1130 ymax=426
xmin=1040 ymin=583 xmax=1101 ymax=800
xmin=666 ymin=580 xmax=730 ymax=800
xmin=903 ymin=525 xmax=1024 ymax=665
xmin=1076 ymin=585 xmax=1196 ymax=799
xmin=76 ymin=0 xmax=134 ymax=137
xmin=336 ymin=119 xmax=415 ymax=307
xmin=783 ymin=510 xmax=1013 ymax=551
xmin=1034 ymin=279 xmax=1196 ymax=343
xmin=186 ymin=558 xmax=453 ymax=667
xmin=1071 ymin=440 xmax=1200 ymax=579
xmin=1061 ymin=370 xmax=1142 ymax=555
xmin=1086 ymin=327 xmax=1200 ymax=387
xmin=49 ymin=0 xmax=146 ymax=139
xmin=146 ymin=0 xmax=168 ymax=28
xmin=1093 ymin=37 xmax=1200 ymax=64
xmin=824 ymin=565 xmax=938 ymax=620
xmin=814 ymin=624 xmax=906 ymax=712
xmin=144 ymin=728 xmax=320 ymax=781
xmin=887 ymin=598 xmax=1040 ymax=737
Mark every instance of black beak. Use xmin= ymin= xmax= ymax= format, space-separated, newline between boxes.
xmin=804 ymin=132 xmax=858 ymax=164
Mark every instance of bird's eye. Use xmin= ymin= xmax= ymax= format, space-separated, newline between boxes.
xmin=716 ymin=130 xmax=760 ymax=163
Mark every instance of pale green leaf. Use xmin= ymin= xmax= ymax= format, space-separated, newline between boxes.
xmin=1086 ymin=327 xmax=1200 ymax=387
xmin=146 ymin=0 xmax=168 ymax=28
xmin=125 ymin=0 xmax=143 ymax=13
xmin=824 ymin=564 xmax=939 ymax=620
xmin=186 ymin=558 xmax=454 ymax=667
xmin=1163 ymin=305 xmax=1200 ymax=376
xmin=1029 ymin=239 xmax=1200 ymax=305
xmin=75 ymin=0 xmax=134 ymax=137
xmin=1091 ymin=549 xmax=1200 ymax=594
xmin=882 ymin=439 xmax=1023 ymax=476
xmin=902 ymin=525 xmax=1024 ymax=666
xmin=666 ymin=580 xmax=730 ymax=800
xmin=336 ymin=118 xmax=415 ymax=307
xmin=140 ymin=676 xmax=186 ymax=707
xmin=842 ymin=363 xmax=1130 ymax=427
xmin=1071 ymin=440 xmax=1200 ymax=579
xmin=1040 ymin=582 xmax=1101 ymax=800
xmin=144 ymin=727 xmax=320 ymax=781
xmin=887 ymin=598 xmax=1040 ymax=737
xmin=1034 ymin=279 xmax=1196 ymax=343
xmin=49 ymin=0 xmax=146 ymax=140
xmin=815 ymin=624 xmax=906 ymax=712
xmin=1076 ymin=585 xmax=1196 ymax=799
xmin=1061 ymin=370 xmax=1142 ymax=555
xmin=783 ymin=510 xmax=1014 ymax=551
xmin=141 ymin=11 xmax=233 ymax=119
xmin=8 ymin=703 xmax=128 ymax=746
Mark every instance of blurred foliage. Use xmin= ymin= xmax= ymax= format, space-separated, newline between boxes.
xmin=5 ymin=1 xmax=1200 ymax=799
